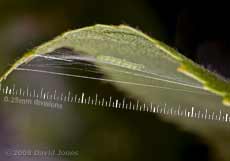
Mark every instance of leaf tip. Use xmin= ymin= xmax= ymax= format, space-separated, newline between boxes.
xmin=0 ymin=51 xmax=36 ymax=82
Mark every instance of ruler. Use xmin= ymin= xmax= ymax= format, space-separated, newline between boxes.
xmin=1 ymin=82 xmax=230 ymax=123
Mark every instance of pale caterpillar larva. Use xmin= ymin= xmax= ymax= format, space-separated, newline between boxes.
xmin=96 ymin=55 xmax=145 ymax=71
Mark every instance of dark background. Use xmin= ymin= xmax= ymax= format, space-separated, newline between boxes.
xmin=0 ymin=1 xmax=229 ymax=161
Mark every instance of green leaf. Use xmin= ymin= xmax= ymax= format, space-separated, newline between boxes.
xmin=0 ymin=24 xmax=229 ymax=106
xmin=2 ymin=24 xmax=230 ymax=160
